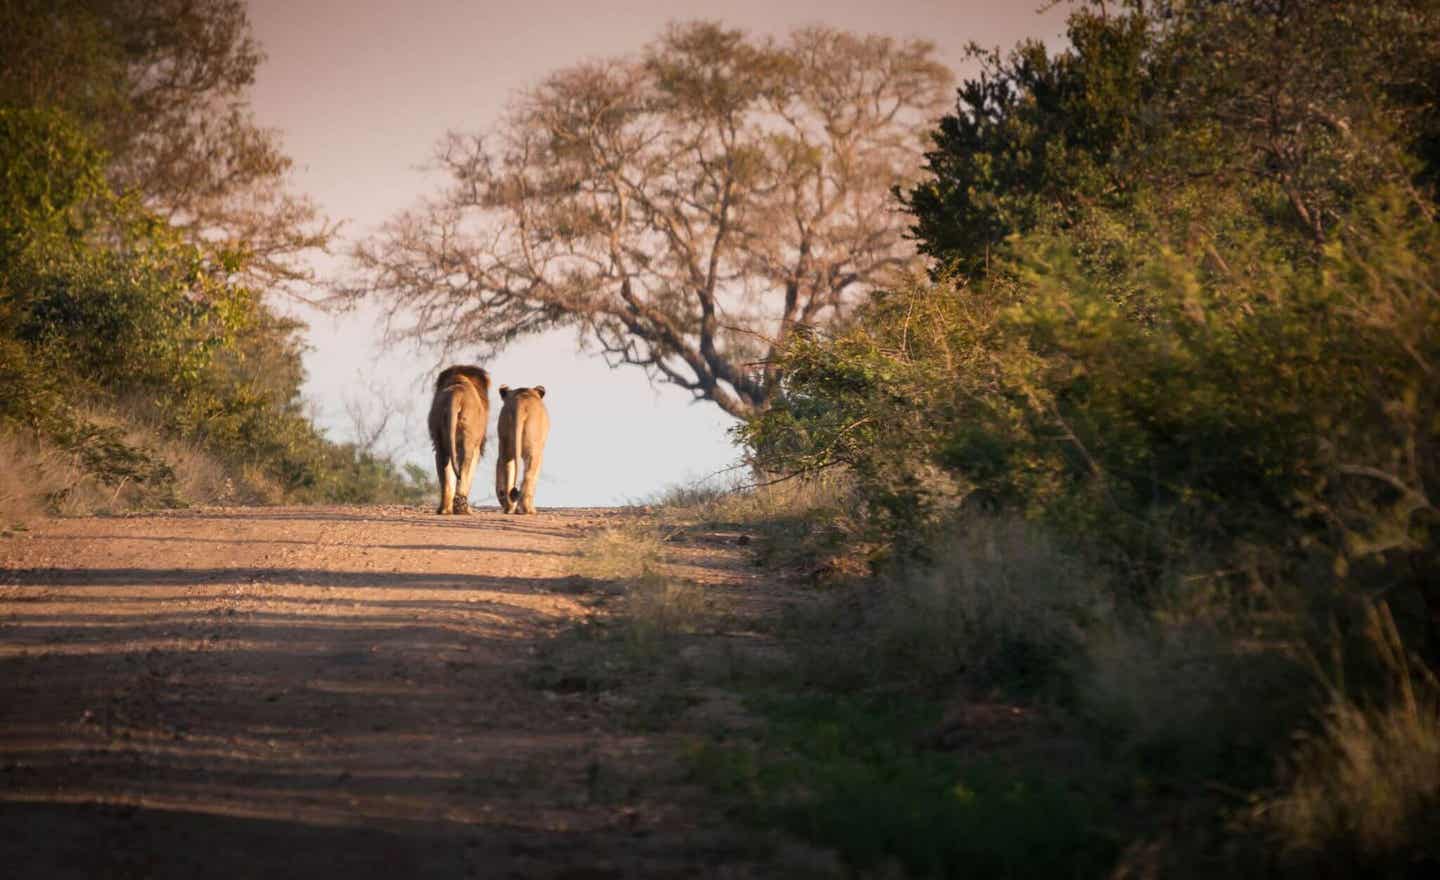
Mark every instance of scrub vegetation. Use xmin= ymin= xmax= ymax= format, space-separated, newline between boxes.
xmin=0 ymin=1 xmax=430 ymax=526
xmin=580 ymin=2 xmax=1440 ymax=875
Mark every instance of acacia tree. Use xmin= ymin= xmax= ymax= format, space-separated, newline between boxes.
xmin=348 ymin=22 xmax=951 ymax=418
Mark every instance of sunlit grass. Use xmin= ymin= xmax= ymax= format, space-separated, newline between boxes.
xmin=647 ymin=473 xmax=865 ymax=580
xmin=569 ymin=522 xmax=715 ymax=660
xmin=572 ymin=524 xmax=665 ymax=581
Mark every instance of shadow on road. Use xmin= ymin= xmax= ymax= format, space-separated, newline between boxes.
xmin=3 ymin=568 xmax=582 ymax=593
xmin=0 ymin=507 xmax=739 ymax=878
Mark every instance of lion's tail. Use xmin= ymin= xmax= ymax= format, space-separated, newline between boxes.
xmin=446 ymin=400 xmax=457 ymax=478
xmin=444 ymin=397 xmax=462 ymax=479
xmin=502 ymin=405 xmax=523 ymax=502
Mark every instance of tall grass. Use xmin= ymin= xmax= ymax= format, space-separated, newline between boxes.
xmin=0 ymin=417 xmax=178 ymax=518
xmin=587 ymin=481 xmax=1440 ymax=874
xmin=571 ymin=522 xmax=713 ymax=658
xmin=572 ymin=524 xmax=666 ymax=581
xmin=878 ymin=517 xmax=1108 ymax=690
xmin=650 ymin=472 xmax=863 ymax=578
xmin=673 ymin=510 xmax=1125 ymax=876
xmin=0 ymin=397 xmax=286 ymax=525
xmin=1254 ymin=603 xmax=1440 ymax=873
xmin=0 ymin=431 xmax=66 ymax=527
xmin=791 ymin=516 xmax=1108 ymax=694
xmin=1082 ymin=611 xmax=1310 ymax=786
xmin=648 ymin=471 xmax=852 ymax=529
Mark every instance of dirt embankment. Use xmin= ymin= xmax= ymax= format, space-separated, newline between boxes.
xmin=0 ymin=506 xmax=765 ymax=879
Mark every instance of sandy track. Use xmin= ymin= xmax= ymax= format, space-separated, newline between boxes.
xmin=0 ymin=506 xmax=752 ymax=879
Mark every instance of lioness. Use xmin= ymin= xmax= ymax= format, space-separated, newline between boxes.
xmin=495 ymin=385 xmax=549 ymax=514
xmin=428 ymin=365 xmax=490 ymax=514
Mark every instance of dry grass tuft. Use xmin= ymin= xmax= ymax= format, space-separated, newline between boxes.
xmin=0 ymin=398 xmax=284 ymax=524
xmin=155 ymin=435 xmax=278 ymax=506
xmin=789 ymin=516 xmax=1108 ymax=694
xmin=653 ymin=472 xmax=851 ymax=527
xmin=650 ymin=473 xmax=864 ymax=580
xmin=621 ymin=573 xmax=712 ymax=656
xmin=573 ymin=524 xmax=666 ymax=581
xmin=0 ymin=431 xmax=64 ymax=528
xmin=571 ymin=522 xmax=716 ymax=658
xmin=878 ymin=517 xmax=1107 ymax=687
xmin=1253 ymin=603 xmax=1440 ymax=870
xmin=0 ymin=423 xmax=158 ymax=519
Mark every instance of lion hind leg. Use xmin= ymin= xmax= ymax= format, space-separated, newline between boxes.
xmin=518 ymin=448 xmax=543 ymax=514
xmin=494 ymin=455 xmax=509 ymax=512
xmin=502 ymin=458 xmax=518 ymax=513
xmin=454 ymin=445 xmax=479 ymax=514
xmin=495 ymin=407 xmax=517 ymax=513
xmin=437 ymin=450 xmax=456 ymax=514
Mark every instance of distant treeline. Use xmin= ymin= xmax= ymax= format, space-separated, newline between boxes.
xmin=0 ymin=1 xmax=429 ymax=518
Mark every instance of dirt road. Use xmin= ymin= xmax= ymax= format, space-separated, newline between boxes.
xmin=0 ymin=506 xmax=761 ymax=879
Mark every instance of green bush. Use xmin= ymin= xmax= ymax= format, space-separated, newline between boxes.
xmin=0 ymin=107 xmax=427 ymax=513
xmin=788 ymin=517 xmax=1107 ymax=696
xmin=739 ymin=2 xmax=1440 ymax=871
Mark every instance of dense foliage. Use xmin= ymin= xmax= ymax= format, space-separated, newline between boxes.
xmin=740 ymin=3 xmax=1440 ymax=869
xmin=750 ymin=0 xmax=1440 ymax=623
xmin=0 ymin=6 xmax=427 ymax=515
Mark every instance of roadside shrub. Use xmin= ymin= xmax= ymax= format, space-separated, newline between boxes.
xmin=1083 ymin=609 xmax=1310 ymax=784
xmin=788 ymin=516 xmax=1106 ymax=696
xmin=729 ymin=3 xmax=1440 ymax=870
xmin=0 ymin=108 xmax=429 ymax=512
xmin=870 ymin=517 xmax=1107 ymax=692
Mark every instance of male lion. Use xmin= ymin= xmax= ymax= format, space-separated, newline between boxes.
xmin=495 ymin=385 xmax=549 ymax=514
xmin=428 ymin=365 xmax=490 ymax=514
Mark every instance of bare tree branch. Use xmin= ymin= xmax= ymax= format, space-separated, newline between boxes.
xmin=342 ymin=22 xmax=951 ymax=418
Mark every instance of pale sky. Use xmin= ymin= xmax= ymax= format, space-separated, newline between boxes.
xmin=245 ymin=0 xmax=1071 ymax=507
